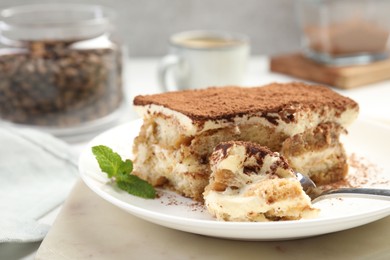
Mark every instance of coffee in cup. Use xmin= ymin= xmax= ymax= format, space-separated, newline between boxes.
xmin=158 ymin=30 xmax=250 ymax=91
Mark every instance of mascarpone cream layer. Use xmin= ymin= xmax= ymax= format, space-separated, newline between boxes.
xmin=204 ymin=183 xmax=316 ymax=221
xmin=134 ymin=103 xmax=358 ymax=137
xmin=288 ymin=146 xmax=344 ymax=173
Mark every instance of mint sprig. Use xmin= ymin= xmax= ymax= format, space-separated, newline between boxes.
xmin=92 ymin=145 xmax=156 ymax=199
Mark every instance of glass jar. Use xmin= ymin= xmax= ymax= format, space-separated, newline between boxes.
xmin=0 ymin=4 xmax=124 ymax=139
xmin=297 ymin=0 xmax=390 ymax=65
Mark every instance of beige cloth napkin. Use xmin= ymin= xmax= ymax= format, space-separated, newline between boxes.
xmin=0 ymin=126 xmax=78 ymax=243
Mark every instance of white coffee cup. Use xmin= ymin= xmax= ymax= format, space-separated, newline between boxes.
xmin=158 ymin=30 xmax=250 ymax=91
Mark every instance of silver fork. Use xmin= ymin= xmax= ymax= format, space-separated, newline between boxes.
xmin=296 ymin=172 xmax=390 ymax=203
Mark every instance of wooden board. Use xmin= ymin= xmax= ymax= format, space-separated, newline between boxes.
xmin=270 ymin=53 xmax=390 ymax=89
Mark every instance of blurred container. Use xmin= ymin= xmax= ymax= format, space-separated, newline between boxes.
xmin=297 ymin=0 xmax=390 ymax=65
xmin=0 ymin=4 xmax=124 ymax=139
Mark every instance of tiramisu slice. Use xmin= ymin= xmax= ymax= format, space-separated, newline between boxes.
xmin=132 ymin=82 xmax=359 ymax=200
xmin=204 ymin=141 xmax=318 ymax=221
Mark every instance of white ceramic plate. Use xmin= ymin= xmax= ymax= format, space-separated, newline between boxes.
xmin=79 ymin=118 xmax=390 ymax=241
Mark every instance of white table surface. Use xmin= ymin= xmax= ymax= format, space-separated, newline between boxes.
xmin=3 ymin=56 xmax=390 ymax=259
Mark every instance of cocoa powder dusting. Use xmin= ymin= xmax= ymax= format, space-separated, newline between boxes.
xmin=133 ymin=82 xmax=358 ymax=123
xmin=158 ymin=190 xmax=205 ymax=213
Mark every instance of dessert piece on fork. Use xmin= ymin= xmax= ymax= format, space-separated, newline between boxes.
xmin=203 ymin=141 xmax=318 ymax=221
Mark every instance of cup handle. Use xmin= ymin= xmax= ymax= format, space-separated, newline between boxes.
xmin=158 ymin=54 xmax=185 ymax=92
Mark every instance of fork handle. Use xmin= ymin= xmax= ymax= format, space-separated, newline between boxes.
xmin=312 ymin=188 xmax=390 ymax=203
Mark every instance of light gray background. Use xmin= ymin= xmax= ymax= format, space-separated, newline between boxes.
xmin=0 ymin=0 xmax=301 ymax=57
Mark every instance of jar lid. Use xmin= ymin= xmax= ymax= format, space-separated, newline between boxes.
xmin=0 ymin=4 xmax=115 ymax=41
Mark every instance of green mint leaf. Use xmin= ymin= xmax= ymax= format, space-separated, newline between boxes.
xmin=117 ymin=175 xmax=156 ymax=199
xmin=92 ymin=145 xmax=156 ymax=199
xmin=92 ymin=145 xmax=123 ymax=178
xmin=119 ymin=159 xmax=133 ymax=176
